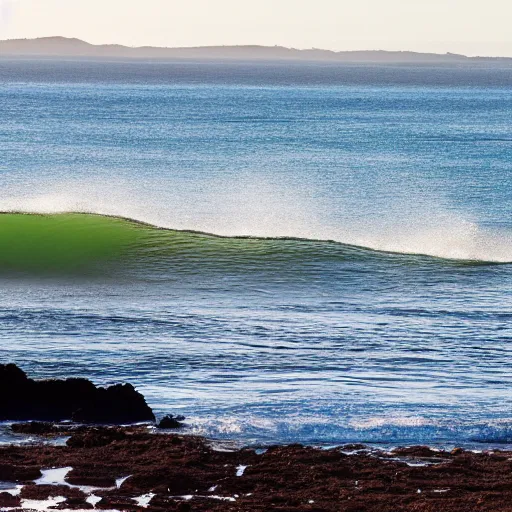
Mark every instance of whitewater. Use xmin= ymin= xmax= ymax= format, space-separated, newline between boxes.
xmin=1 ymin=59 xmax=512 ymax=447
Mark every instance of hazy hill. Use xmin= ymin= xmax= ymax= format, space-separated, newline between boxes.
xmin=0 ymin=36 xmax=509 ymax=63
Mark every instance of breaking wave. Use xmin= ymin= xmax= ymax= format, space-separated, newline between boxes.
xmin=0 ymin=211 xmax=510 ymax=276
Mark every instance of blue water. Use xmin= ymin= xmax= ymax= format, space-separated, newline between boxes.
xmin=1 ymin=59 xmax=512 ymax=447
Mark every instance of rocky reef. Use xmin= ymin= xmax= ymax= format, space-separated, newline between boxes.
xmin=0 ymin=364 xmax=155 ymax=424
xmin=1 ymin=426 xmax=512 ymax=511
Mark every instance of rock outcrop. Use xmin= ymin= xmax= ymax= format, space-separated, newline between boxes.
xmin=0 ymin=364 xmax=155 ymax=424
xmin=157 ymin=414 xmax=186 ymax=429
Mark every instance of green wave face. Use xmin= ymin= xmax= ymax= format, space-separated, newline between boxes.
xmin=0 ymin=212 xmax=372 ymax=278
xmin=0 ymin=213 xmax=140 ymax=275
xmin=0 ymin=212 xmax=488 ymax=278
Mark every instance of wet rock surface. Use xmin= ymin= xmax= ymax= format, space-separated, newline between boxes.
xmin=0 ymin=426 xmax=512 ymax=511
xmin=10 ymin=421 xmax=63 ymax=435
xmin=156 ymin=415 xmax=186 ymax=429
xmin=0 ymin=492 xmax=21 ymax=508
xmin=0 ymin=364 xmax=155 ymax=423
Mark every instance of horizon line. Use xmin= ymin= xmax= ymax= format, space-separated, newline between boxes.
xmin=2 ymin=36 xmax=512 ymax=62
xmin=0 ymin=35 xmax=481 ymax=56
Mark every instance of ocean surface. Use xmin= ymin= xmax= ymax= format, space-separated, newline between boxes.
xmin=1 ymin=59 xmax=512 ymax=448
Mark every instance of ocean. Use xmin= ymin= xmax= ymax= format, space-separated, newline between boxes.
xmin=0 ymin=58 xmax=511 ymax=447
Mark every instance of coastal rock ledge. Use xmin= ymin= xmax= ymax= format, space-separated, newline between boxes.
xmin=0 ymin=364 xmax=155 ymax=423
xmin=1 ymin=427 xmax=512 ymax=512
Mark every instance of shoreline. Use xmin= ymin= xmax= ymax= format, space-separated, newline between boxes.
xmin=3 ymin=365 xmax=512 ymax=510
xmin=1 ymin=425 xmax=512 ymax=511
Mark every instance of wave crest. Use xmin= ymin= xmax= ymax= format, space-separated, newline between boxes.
xmin=2 ymin=180 xmax=512 ymax=265
xmin=0 ymin=212 xmax=508 ymax=279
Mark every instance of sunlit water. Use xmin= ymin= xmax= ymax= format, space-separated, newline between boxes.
xmin=1 ymin=59 xmax=511 ymax=447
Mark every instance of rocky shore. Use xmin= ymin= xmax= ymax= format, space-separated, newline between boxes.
xmin=1 ymin=426 xmax=512 ymax=511
xmin=1 ymin=365 xmax=511 ymax=511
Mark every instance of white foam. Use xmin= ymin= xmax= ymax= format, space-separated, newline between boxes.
xmin=1 ymin=485 xmax=23 ymax=496
xmin=29 ymin=466 xmax=135 ymax=511
xmin=1 ymin=509 xmax=119 ymax=512
xmin=383 ymin=457 xmax=446 ymax=467
xmin=35 ymin=467 xmax=72 ymax=486
xmin=34 ymin=467 xmax=131 ymax=494
xmin=115 ymin=476 xmax=131 ymax=488
xmin=171 ymin=494 xmax=236 ymax=502
xmin=20 ymin=496 xmax=66 ymax=511
xmin=209 ymin=495 xmax=236 ymax=502
xmin=350 ymin=416 xmax=429 ymax=429
xmin=85 ymin=495 xmax=102 ymax=507
xmin=2 ymin=502 xmax=121 ymax=512
xmin=236 ymin=465 xmax=248 ymax=477
xmin=0 ymin=466 xmax=132 ymax=512
xmin=133 ymin=493 xmax=155 ymax=508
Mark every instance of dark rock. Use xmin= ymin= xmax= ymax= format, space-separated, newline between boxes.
xmin=94 ymin=496 xmax=139 ymax=511
xmin=59 ymin=496 xmax=94 ymax=510
xmin=67 ymin=427 xmax=128 ymax=448
xmin=157 ymin=415 xmax=186 ymax=429
xmin=72 ymin=383 xmax=154 ymax=424
xmin=392 ymin=445 xmax=446 ymax=458
xmin=340 ymin=444 xmax=368 ymax=451
xmin=66 ymin=467 xmax=117 ymax=488
xmin=20 ymin=484 xmax=86 ymax=500
xmin=11 ymin=421 xmax=59 ymax=435
xmin=0 ymin=364 xmax=155 ymax=424
xmin=0 ymin=492 xmax=21 ymax=508
xmin=0 ymin=463 xmax=42 ymax=481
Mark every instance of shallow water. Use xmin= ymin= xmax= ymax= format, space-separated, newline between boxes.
xmin=0 ymin=59 xmax=511 ymax=446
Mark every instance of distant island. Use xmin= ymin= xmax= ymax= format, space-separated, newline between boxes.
xmin=1 ymin=36 xmax=512 ymax=64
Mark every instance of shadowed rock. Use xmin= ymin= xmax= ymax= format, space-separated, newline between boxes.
xmin=10 ymin=421 xmax=61 ymax=435
xmin=0 ymin=492 xmax=21 ymax=508
xmin=0 ymin=364 xmax=155 ymax=424
xmin=157 ymin=414 xmax=186 ymax=429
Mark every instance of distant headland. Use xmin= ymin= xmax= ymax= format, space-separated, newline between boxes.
xmin=1 ymin=36 xmax=512 ymax=64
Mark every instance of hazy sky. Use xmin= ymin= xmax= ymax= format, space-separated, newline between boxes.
xmin=1 ymin=0 xmax=512 ymax=56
